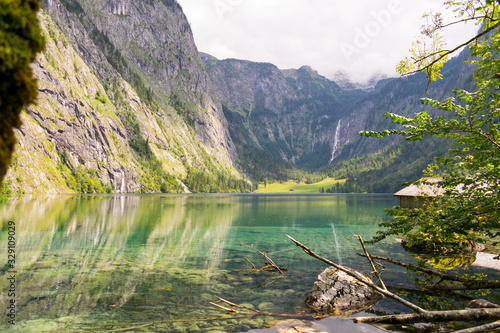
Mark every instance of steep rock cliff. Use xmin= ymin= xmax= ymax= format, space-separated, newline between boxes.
xmin=202 ymin=49 xmax=475 ymax=184
xmin=4 ymin=1 xmax=244 ymax=194
xmin=202 ymin=53 xmax=372 ymax=168
xmin=44 ymin=0 xmax=235 ymax=165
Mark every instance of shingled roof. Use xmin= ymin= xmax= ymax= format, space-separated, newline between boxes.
xmin=394 ymin=178 xmax=445 ymax=198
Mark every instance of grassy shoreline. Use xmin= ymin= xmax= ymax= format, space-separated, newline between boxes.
xmin=254 ymin=177 xmax=345 ymax=193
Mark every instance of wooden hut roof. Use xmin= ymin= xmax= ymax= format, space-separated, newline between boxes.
xmin=394 ymin=178 xmax=445 ymax=198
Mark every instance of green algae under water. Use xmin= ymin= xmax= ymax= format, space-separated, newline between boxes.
xmin=0 ymin=194 xmax=499 ymax=332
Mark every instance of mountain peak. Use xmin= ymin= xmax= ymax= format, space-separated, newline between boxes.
xmin=330 ymin=70 xmax=390 ymax=90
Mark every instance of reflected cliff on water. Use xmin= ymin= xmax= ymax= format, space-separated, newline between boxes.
xmin=0 ymin=195 xmax=239 ymax=326
xmin=0 ymin=194 xmax=401 ymax=332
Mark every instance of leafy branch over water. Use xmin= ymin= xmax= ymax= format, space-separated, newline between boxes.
xmin=362 ymin=0 xmax=500 ymax=252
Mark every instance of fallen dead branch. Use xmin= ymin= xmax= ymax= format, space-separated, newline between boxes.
xmin=286 ymin=234 xmax=427 ymax=314
xmin=427 ymin=280 xmax=500 ymax=291
xmin=354 ymin=235 xmax=387 ymax=291
xmin=243 ymin=256 xmax=256 ymax=269
xmin=240 ymin=242 xmax=288 ymax=274
xmin=453 ymin=320 xmax=500 ymax=333
xmin=287 ymin=235 xmax=500 ymax=331
xmin=353 ymin=308 xmax=500 ymax=324
xmin=48 ymin=315 xmax=258 ymax=332
xmin=209 ymin=296 xmax=313 ymax=320
xmin=357 ymin=253 xmax=500 ymax=290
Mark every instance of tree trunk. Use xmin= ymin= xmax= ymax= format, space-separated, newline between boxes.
xmin=354 ymin=308 xmax=500 ymax=324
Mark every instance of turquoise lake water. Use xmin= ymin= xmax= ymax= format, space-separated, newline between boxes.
xmin=0 ymin=194 xmax=498 ymax=332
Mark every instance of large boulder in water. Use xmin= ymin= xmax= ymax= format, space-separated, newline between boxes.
xmin=305 ymin=267 xmax=383 ymax=315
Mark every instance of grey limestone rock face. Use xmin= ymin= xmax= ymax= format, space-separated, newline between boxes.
xmin=305 ymin=267 xmax=383 ymax=315
xmin=4 ymin=0 xmax=246 ymax=194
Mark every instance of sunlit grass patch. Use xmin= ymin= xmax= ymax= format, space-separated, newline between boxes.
xmin=254 ymin=177 xmax=345 ymax=193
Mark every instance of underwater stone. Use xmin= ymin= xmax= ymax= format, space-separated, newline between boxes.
xmin=258 ymin=302 xmax=278 ymax=313
xmin=239 ymin=275 xmax=253 ymax=283
xmin=305 ymin=266 xmax=383 ymax=315
xmin=240 ymin=302 xmax=255 ymax=309
xmin=198 ymin=293 xmax=214 ymax=302
xmin=241 ymin=318 xmax=261 ymax=328
xmin=171 ymin=322 xmax=187 ymax=333
xmin=187 ymin=324 xmax=200 ymax=331
xmin=239 ymin=325 xmax=250 ymax=332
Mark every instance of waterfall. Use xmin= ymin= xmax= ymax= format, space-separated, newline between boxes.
xmin=329 ymin=119 xmax=342 ymax=164
xmin=331 ymin=223 xmax=342 ymax=265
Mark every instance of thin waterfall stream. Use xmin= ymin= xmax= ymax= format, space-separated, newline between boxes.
xmin=329 ymin=119 xmax=342 ymax=164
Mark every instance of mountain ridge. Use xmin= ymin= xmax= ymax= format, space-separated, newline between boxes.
xmin=3 ymin=0 xmax=478 ymax=194
xmin=201 ymin=47 xmax=476 ymax=191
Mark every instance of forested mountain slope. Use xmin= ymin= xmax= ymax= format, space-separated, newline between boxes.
xmin=202 ymin=48 xmax=476 ymax=191
xmin=202 ymin=53 xmax=373 ymax=169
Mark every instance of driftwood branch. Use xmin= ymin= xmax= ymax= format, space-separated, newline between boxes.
xmin=243 ymin=257 xmax=256 ymax=269
xmin=357 ymin=253 xmax=464 ymax=280
xmin=357 ymin=253 xmax=500 ymax=290
xmin=453 ymin=320 xmax=500 ymax=333
xmin=426 ymin=280 xmax=500 ymax=291
xmin=279 ymin=234 xmax=500 ymax=332
xmin=354 ymin=308 xmax=500 ymax=324
xmin=210 ymin=296 xmax=313 ymax=320
xmin=210 ymin=301 xmax=251 ymax=314
xmin=285 ymin=234 xmax=427 ymax=314
xmin=240 ymin=243 xmax=287 ymax=274
xmin=354 ymin=235 xmax=387 ymax=291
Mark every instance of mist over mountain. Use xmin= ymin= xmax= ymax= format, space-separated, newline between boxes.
xmin=329 ymin=70 xmax=392 ymax=90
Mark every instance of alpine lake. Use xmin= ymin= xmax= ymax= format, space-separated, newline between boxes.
xmin=1 ymin=194 xmax=500 ymax=333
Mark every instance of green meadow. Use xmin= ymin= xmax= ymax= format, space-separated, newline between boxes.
xmin=254 ymin=177 xmax=345 ymax=193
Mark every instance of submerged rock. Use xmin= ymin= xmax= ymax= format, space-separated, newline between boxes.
xmin=305 ymin=267 xmax=383 ymax=315
xmin=258 ymin=302 xmax=278 ymax=313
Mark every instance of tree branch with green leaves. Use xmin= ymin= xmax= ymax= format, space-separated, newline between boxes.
xmin=397 ymin=0 xmax=500 ymax=92
xmin=361 ymin=0 xmax=500 ymax=251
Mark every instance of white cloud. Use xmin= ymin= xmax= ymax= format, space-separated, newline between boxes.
xmin=177 ymin=0 xmax=478 ymax=83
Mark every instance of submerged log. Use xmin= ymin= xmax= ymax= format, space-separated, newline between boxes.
xmin=354 ymin=308 xmax=500 ymax=324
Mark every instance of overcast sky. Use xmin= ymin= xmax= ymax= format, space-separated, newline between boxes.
xmin=176 ymin=0 xmax=478 ymax=84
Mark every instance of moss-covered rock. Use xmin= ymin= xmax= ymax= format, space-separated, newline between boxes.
xmin=0 ymin=0 xmax=45 ymax=187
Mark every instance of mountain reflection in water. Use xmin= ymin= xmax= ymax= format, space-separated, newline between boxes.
xmin=4 ymin=193 xmax=490 ymax=332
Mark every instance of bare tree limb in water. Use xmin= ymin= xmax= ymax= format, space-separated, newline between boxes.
xmin=354 ymin=308 xmax=500 ymax=325
xmin=357 ymin=253 xmax=500 ymax=290
xmin=243 ymin=256 xmax=256 ymax=269
xmin=240 ymin=242 xmax=287 ymax=274
xmin=210 ymin=296 xmax=313 ymax=320
xmin=286 ymin=235 xmax=500 ymax=329
xmin=453 ymin=320 xmax=500 ymax=333
xmin=354 ymin=235 xmax=387 ymax=291
xmin=285 ymin=234 xmax=427 ymax=314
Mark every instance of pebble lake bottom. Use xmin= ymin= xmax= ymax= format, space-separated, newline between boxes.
xmin=1 ymin=193 xmax=499 ymax=332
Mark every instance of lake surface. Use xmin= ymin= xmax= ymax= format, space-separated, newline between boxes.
xmin=0 ymin=194 xmax=498 ymax=332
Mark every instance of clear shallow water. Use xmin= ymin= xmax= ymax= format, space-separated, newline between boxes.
xmin=0 ymin=194 xmax=497 ymax=332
